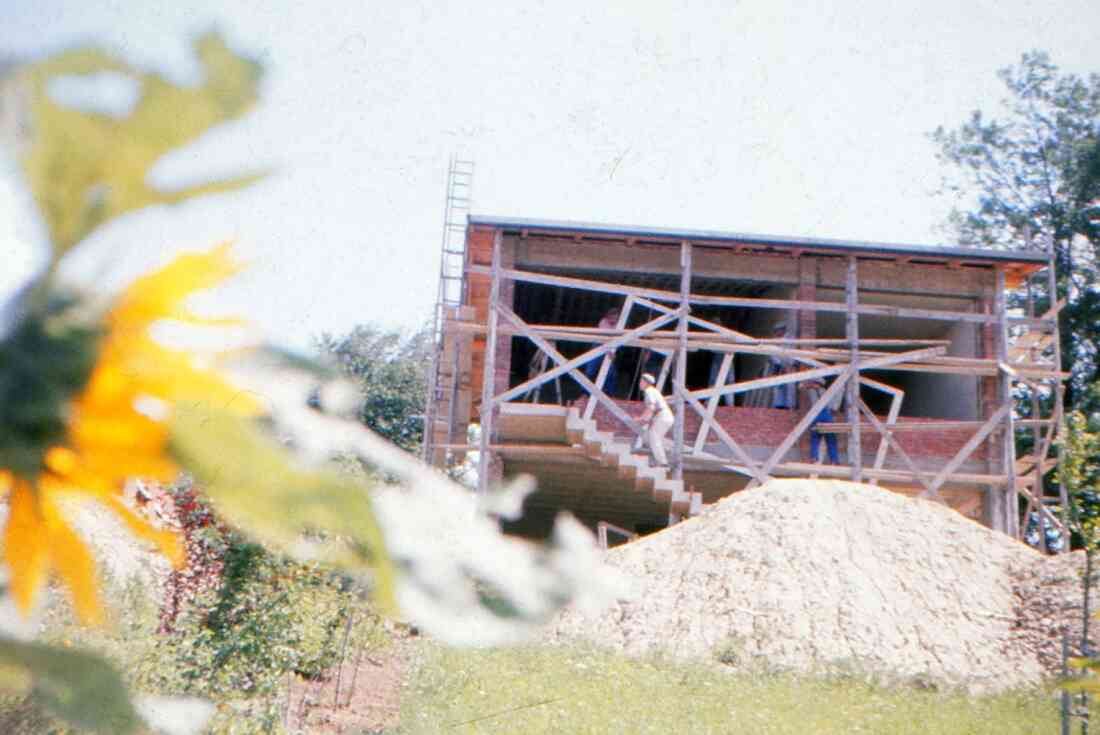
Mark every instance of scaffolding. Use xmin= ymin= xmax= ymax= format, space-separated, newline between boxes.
xmin=421 ymin=157 xmax=475 ymax=466
xmin=429 ymin=216 xmax=1067 ymax=537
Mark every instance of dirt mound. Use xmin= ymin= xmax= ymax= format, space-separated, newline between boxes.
xmin=548 ymin=479 xmax=1061 ymax=692
xmin=1014 ymin=550 xmax=1100 ymax=674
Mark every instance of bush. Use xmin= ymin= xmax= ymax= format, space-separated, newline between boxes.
xmin=134 ymin=484 xmax=386 ymax=731
xmin=140 ymin=488 xmax=385 ymax=695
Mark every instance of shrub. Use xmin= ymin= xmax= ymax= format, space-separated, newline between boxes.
xmin=133 ymin=485 xmax=386 ymax=727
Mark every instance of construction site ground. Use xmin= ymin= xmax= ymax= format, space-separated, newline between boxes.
xmin=32 ymin=478 xmax=1100 ymax=732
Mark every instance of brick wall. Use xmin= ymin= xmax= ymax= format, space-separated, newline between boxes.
xmin=588 ymin=399 xmax=987 ymax=461
xmin=465 ymin=226 xmax=505 ymax=425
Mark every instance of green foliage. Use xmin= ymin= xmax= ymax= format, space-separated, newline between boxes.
xmin=396 ymin=643 xmax=1074 ymax=735
xmin=168 ymin=405 xmax=395 ymax=610
xmin=931 ymin=51 xmax=1100 ymax=401
xmin=1055 ymin=389 xmax=1100 ymax=699
xmin=0 ymin=294 xmax=100 ymax=476
xmin=1060 ymin=399 xmax=1100 ymax=544
xmin=316 ymin=323 xmax=433 ymax=453
xmin=15 ymin=31 xmax=266 ymax=260
xmin=1 ymin=536 xmax=385 ymax=735
xmin=145 ymin=535 xmax=380 ymax=702
xmin=146 ymin=538 xmax=384 ymax=734
xmin=0 ymin=636 xmax=138 ymax=734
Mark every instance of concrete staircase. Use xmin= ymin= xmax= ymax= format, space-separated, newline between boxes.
xmin=564 ymin=408 xmax=703 ymax=521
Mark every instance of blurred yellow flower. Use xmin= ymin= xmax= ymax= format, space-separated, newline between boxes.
xmin=1 ymin=245 xmax=257 ymax=623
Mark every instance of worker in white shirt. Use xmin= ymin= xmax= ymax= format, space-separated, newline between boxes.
xmin=634 ymin=372 xmax=674 ymax=467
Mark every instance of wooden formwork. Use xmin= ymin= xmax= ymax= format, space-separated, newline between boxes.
xmin=430 ymin=219 xmax=1064 ymax=541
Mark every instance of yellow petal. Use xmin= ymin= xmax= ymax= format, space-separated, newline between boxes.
xmin=101 ymin=495 xmax=183 ymax=568
xmin=62 ymin=451 xmax=178 ymax=488
xmin=42 ymin=501 xmax=102 ymax=626
xmin=68 ymin=412 xmax=166 ymax=454
xmin=2 ymin=480 xmax=50 ymax=616
xmin=41 ymin=451 xmax=116 ymax=495
xmin=78 ymin=364 xmax=137 ymax=409
xmin=109 ymin=244 xmax=240 ymax=327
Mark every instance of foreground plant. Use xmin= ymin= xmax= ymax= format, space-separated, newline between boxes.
xmin=0 ymin=32 xmax=621 ymax=734
xmin=1 ymin=248 xmax=251 ymax=624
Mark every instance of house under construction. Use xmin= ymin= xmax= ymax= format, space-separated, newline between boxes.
xmin=423 ymin=213 xmax=1066 ymax=547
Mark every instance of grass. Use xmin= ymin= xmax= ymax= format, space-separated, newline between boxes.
xmin=392 ymin=643 xmax=1088 ymax=735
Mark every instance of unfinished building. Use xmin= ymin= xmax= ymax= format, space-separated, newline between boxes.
xmin=423 ymin=215 xmax=1065 ymax=547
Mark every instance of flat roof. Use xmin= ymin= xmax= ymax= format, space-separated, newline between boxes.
xmin=469 ymin=214 xmax=1049 ymax=266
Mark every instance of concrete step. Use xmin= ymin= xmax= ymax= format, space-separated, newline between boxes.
xmin=668 ymin=485 xmax=698 ymax=517
xmin=568 ymin=406 xmax=703 ymax=521
xmin=689 ymin=492 xmax=704 ymax=516
xmin=616 ymin=452 xmax=647 ymax=480
xmin=565 ymin=413 xmax=597 ymax=444
xmin=653 ymin=479 xmax=682 ymax=506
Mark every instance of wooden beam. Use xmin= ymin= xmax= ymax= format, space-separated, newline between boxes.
xmin=467 ymin=265 xmax=1007 ymax=325
xmin=861 ymin=376 xmax=904 ymax=486
xmin=694 ymin=352 xmax=733 ymax=453
xmin=583 ymin=296 xmax=636 ymax=421
xmin=436 ymin=443 xmax=582 ymax=455
xmin=492 ymin=307 xmax=682 ymax=407
xmin=923 ymin=403 xmax=1013 ymax=498
xmin=995 ymin=266 xmax=1019 ymax=537
xmin=445 ymin=322 xmax=950 ymax=348
xmin=495 ymin=304 xmax=658 ymax=437
xmin=514 ymin=235 xmax=993 ymax=296
xmin=477 ymin=231 xmax=503 ymax=495
xmin=1046 ymin=238 xmax=1070 ymax=551
xmin=759 ymin=367 xmax=854 ymax=480
xmin=858 ymin=400 xmax=936 ymax=497
xmin=690 ymin=345 xmax=946 ymax=402
xmin=1042 ymin=298 xmax=1066 ymax=319
xmin=771 ymin=462 xmax=1007 ymax=487
xmin=674 ymin=241 xmax=691 ymax=480
xmin=677 ymin=388 xmax=769 ymax=484
xmin=817 ymin=419 xmax=1046 ymax=433
xmin=847 ymin=255 xmax=861 ymax=481
xmin=685 ymin=315 xmax=758 ymax=343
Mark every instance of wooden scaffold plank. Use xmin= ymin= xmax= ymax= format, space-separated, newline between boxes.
xmin=477 ymin=231 xmax=503 ymax=495
xmin=846 ymin=255 xmax=861 ymax=482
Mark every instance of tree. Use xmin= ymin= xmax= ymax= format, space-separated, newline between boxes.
xmin=316 ymin=323 xmax=433 ymax=453
xmin=932 ymin=51 xmax=1100 ymax=406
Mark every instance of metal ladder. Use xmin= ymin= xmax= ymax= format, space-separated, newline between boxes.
xmin=421 ymin=156 xmax=475 ymax=465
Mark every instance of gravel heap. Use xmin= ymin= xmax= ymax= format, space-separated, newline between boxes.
xmin=548 ymin=479 xmax=1089 ymax=692
xmin=1013 ymin=550 xmax=1100 ymax=674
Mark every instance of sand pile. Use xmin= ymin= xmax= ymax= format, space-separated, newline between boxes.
xmin=1013 ymin=550 xmax=1100 ymax=674
xmin=548 ymin=479 xmax=1082 ymax=692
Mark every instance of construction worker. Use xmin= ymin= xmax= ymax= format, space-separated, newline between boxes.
xmin=804 ymin=378 xmax=840 ymax=464
xmin=584 ymin=306 xmax=621 ymax=397
xmin=634 ymin=372 xmax=674 ymax=468
xmin=769 ymin=322 xmax=795 ymax=409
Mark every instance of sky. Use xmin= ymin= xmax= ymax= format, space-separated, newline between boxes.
xmin=1 ymin=0 xmax=1098 ymax=350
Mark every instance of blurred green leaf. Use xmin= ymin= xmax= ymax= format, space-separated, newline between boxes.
xmin=0 ymin=635 xmax=139 ymax=733
xmin=14 ymin=31 xmax=267 ymax=260
xmin=168 ymin=404 xmax=395 ymax=612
